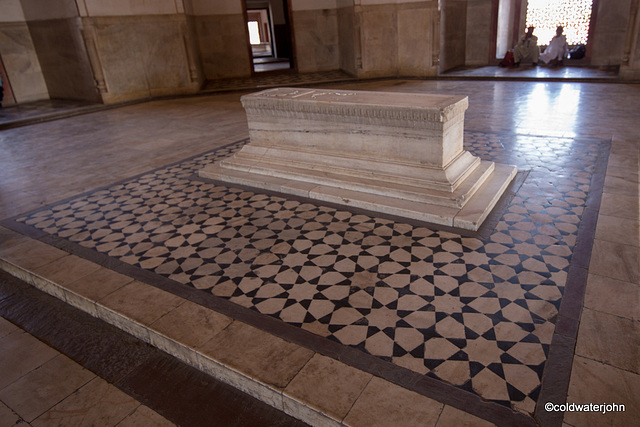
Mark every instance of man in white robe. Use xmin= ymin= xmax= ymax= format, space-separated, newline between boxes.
xmin=540 ymin=26 xmax=569 ymax=66
xmin=513 ymin=26 xmax=540 ymax=66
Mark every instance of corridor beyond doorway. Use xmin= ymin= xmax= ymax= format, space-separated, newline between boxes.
xmin=245 ymin=0 xmax=293 ymax=73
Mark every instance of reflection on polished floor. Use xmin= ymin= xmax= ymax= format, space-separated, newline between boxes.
xmin=0 ymin=78 xmax=638 ymax=426
xmin=442 ymin=64 xmax=620 ymax=81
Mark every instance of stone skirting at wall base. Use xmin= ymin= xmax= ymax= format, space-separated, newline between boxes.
xmin=200 ymin=87 xmax=517 ymax=231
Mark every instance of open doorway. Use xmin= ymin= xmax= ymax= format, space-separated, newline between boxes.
xmin=245 ymin=0 xmax=293 ymax=73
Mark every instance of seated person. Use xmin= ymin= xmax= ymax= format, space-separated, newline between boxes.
xmin=513 ymin=26 xmax=539 ymax=66
xmin=540 ymin=26 xmax=569 ymax=66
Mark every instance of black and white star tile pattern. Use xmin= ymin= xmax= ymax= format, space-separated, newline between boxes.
xmin=14 ymin=131 xmax=606 ymax=415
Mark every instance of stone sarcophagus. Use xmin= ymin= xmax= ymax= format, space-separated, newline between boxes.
xmin=199 ymin=88 xmax=517 ymax=230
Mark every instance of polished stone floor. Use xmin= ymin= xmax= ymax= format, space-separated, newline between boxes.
xmin=0 ymin=78 xmax=638 ymax=426
xmin=442 ymin=64 xmax=619 ymax=81
xmin=6 ymin=130 xmax=605 ymax=416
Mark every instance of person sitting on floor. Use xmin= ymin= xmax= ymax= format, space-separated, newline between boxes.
xmin=513 ymin=26 xmax=539 ymax=67
xmin=540 ymin=26 xmax=569 ymax=66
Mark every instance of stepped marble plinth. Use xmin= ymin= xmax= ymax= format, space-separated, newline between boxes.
xmin=199 ymin=88 xmax=517 ymax=230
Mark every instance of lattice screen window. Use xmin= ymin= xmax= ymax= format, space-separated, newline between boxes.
xmin=526 ymin=0 xmax=593 ymax=46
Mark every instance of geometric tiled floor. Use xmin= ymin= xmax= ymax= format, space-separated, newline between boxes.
xmin=3 ymin=129 xmax=609 ymax=421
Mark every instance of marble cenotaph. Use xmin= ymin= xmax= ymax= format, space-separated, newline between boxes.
xmin=199 ymin=88 xmax=517 ymax=230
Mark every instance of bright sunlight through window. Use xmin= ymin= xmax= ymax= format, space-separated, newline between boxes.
xmin=526 ymin=0 xmax=593 ymax=46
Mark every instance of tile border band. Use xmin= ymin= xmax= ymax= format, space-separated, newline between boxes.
xmin=0 ymin=132 xmax=611 ymax=427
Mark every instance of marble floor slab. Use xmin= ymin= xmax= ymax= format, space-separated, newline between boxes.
xmin=2 ymin=125 xmax=609 ymax=422
xmin=1 ymin=77 xmax=638 ymax=426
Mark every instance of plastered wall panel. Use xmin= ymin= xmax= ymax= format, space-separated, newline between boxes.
xmin=590 ymin=0 xmax=631 ymax=66
xmin=293 ymin=8 xmax=340 ymax=72
xmin=465 ymin=0 xmax=492 ymax=65
xmin=80 ymin=0 xmax=183 ymax=16
xmin=26 ymin=18 xmax=100 ymax=102
xmin=397 ymin=5 xmax=437 ymax=76
xmin=20 ymin=0 xmax=78 ymax=20
xmin=194 ymin=14 xmax=252 ymax=79
xmin=85 ymin=15 xmax=196 ymax=102
xmin=187 ymin=0 xmax=243 ymax=15
xmin=0 ymin=0 xmax=26 ymax=22
xmin=360 ymin=5 xmax=398 ymax=76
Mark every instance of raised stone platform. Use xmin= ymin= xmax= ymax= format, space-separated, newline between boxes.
xmin=199 ymin=88 xmax=517 ymax=230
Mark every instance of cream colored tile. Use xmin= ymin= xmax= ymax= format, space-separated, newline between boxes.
xmin=607 ymin=152 xmax=639 ymax=170
xmin=599 ymin=193 xmax=639 ymax=220
xmin=566 ymin=356 xmax=640 ymax=427
xmin=149 ymin=300 xmax=233 ymax=366
xmin=97 ymin=281 xmax=183 ymax=326
xmin=63 ymin=267 xmax=134 ymax=316
xmin=95 ymin=281 xmax=183 ymax=341
xmin=344 ymin=376 xmax=443 ymax=427
xmin=0 ymin=239 xmax=68 ymax=271
xmin=589 ymin=239 xmax=639 ymax=284
xmin=33 ymin=254 xmax=102 ymax=286
xmin=0 ymin=354 xmax=95 ymax=422
xmin=584 ymin=274 xmax=640 ymax=321
xmin=594 ymin=214 xmax=640 ymax=247
xmin=0 ymin=262 xmax=56 ymax=303
xmin=604 ymin=163 xmax=639 ymax=182
xmin=576 ymin=308 xmax=640 ymax=374
xmin=283 ymin=354 xmax=372 ymax=424
xmin=197 ymin=321 xmax=314 ymax=393
xmin=0 ymin=226 xmax=30 ymax=248
xmin=435 ymin=405 xmax=495 ymax=426
xmin=31 ymin=377 xmax=140 ymax=426
xmin=603 ymin=174 xmax=639 ymax=196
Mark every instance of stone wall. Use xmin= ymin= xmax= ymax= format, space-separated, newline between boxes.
xmin=27 ymin=17 xmax=101 ymax=103
xmin=337 ymin=3 xmax=357 ymax=75
xmin=19 ymin=0 xmax=99 ymax=103
xmin=619 ymin=0 xmax=640 ymax=80
xmin=78 ymin=0 xmax=201 ymax=103
xmin=439 ymin=0 xmax=467 ymax=73
xmin=2 ymin=0 xmax=640 ymax=106
xmin=291 ymin=1 xmax=340 ymax=72
xmin=0 ymin=0 xmax=48 ymax=104
xmin=81 ymin=15 xmax=199 ymax=103
xmin=336 ymin=0 xmax=439 ymax=79
xmin=590 ymin=0 xmax=632 ymax=67
xmin=188 ymin=0 xmax=252 ymax=81
xmin=465 ymin=0 xmax=493 ymax=66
